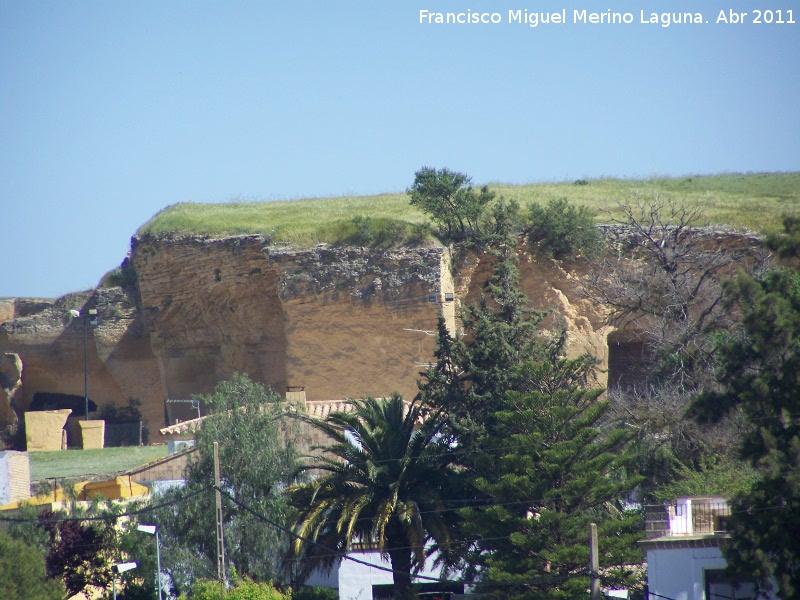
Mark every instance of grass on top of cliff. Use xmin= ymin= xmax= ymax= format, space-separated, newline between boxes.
xmin=138 ymin=172 xmax=800 ymax=245
xmin=29 ymin=446 xmax=168 ymax=481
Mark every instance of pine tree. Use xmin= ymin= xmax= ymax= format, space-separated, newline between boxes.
xmin=417 ymin=237 xmax=642 ymax=598
xmin=464 ymin=361 xmax=642 ymax=600
xmin=417 ymin=230 xmax=556 ymax=456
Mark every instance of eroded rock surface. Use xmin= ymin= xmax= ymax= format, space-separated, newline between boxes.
xmin=1 ymin=233 xmax=693 ymax=435
xmin=0 ymin=353 xmax=23 ymax=425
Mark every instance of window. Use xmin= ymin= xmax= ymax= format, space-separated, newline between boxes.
xmin=705 ymin=569 xmax=756 ymax=600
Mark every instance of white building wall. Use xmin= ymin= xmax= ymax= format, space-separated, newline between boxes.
xmin=647 ymin=546 xmax=779 ymax=600
xmin=647 ymin=547 xmax=726 ymax=600
xmin=304 ymin=550 xmax=449 ymax=600
xmin=0 ymin=450 xmax=30 ymax=505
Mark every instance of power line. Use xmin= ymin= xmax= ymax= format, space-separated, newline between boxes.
xmin=2 ymin=483 xmax=642 ymax=594
xmin=216 ymin=487 xmax=640 ymax=591
xmin=214 ymin=485 xmax=445 ymax=583
xmin=0 ymin=486 xmax=210 ymax=523
xmin=647 ymin=592 xmax=679 ymax=600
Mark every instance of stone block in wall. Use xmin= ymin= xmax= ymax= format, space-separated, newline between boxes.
xmin=24 ymin=409 xmax=72 ymax=452
xmin=79 ymin=420 xmax=105 ymax=449
xmin=0 ymin=451 xmax=31 ymax=505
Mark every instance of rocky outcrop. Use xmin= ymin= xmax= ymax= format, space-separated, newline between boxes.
xmin=131 ymin=235 xmax=445 ymax=411
xmin=1 ymin=232 xmax=697 ymax=438
xmin=269 ymin=243 xmax=445 ymax=400
xmin=0 ymin=353 xmax=23 ymax=425
xmin=0 ymin=288 xmax=163 ymax=430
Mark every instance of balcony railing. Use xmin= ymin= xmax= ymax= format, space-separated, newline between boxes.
xmin=644 ymin=497 xmax=730 ymax=539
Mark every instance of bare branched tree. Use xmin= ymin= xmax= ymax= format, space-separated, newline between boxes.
xmin=582 ymin=195 xmax=768 ymax=391
xmin=606 ymin=382 xmax=748 ymax=491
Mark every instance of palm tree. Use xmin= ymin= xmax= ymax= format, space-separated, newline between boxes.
xmin=286 ymin=394 xmax=460 ymax=600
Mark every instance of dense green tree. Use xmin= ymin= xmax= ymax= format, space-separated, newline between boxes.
xmin=691 ymin=268 xmax=800 ymax=598
xmin=418 ymin=240 xmax=642 ymax=598
xmin=38 ymin=509 xmax=117 ymax=597
xmin=465 ymin=362 xmax=642 ymax=599
xmin=408 ymin=166 xmax=495 ymax=243
xmin=0 ymin=528 xmax=65 ymax=600
xmin=286 ymin=394 xmax=461 ymax=600
xmin=154 ymin=374 xmax=300 ymax=592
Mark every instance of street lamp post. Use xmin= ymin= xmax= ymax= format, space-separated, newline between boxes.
xmin=70 ymin=308 xmax=98 ymax=421
xmin=112 ymin=561 xmax=137 ymax=600
xmin=137 ymin=524 xmax=163 ymax=600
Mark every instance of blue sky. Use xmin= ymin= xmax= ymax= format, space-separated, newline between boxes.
xmin=1 ymin=0 xmax=798 ymax=298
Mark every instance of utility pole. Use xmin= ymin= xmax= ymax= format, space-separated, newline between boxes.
xmin=589 ymin=522 xmax=600 ymax=600
xmin=82 ymin=314 xmax=88 ymax=420
xmin=214 ymin=441 xmax=227 ymax=584
xmin=70 ymin=308 xmax=97 ymax=421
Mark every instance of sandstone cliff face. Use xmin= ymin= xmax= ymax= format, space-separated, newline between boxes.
xmin=461 ymin=248 xmax=613 ymax=366
xmin=131 ymin=235 xmax=445 ymax=409
xmin=132 ymin=235 xmax=288 ymax=408
xmin=0 ymin=288 xmax=163 ymax=430
xmin=0 ymin=235 xmax=614 ymax=436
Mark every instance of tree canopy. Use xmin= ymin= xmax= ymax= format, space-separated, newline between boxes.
xmin=153 ymin=374 xmax=300 ymax=593
xmin=417 ymin=239 xmax=643 ymax=598
xmin=691 ymin=268 xmax=800 ymax=598
xmin=0 ymin=528 xmax=64 ymax=600
xmin=408 ymin=166 xmax=494 ymax=243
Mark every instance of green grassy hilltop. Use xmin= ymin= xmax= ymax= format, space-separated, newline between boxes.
xmin=28 ymin=446 xmax=168 ymax=481
xmin=138 ymin=172 xmax=800 ymax=246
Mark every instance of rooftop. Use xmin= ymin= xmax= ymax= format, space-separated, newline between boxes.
xmin=641 ymin=497 xmax=731 ymax=549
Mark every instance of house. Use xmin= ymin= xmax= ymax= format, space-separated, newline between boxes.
xmin=159 ymin=389 xmax=464 ymax=599
xmin=640 ymin=497 xmax=776 ymax=600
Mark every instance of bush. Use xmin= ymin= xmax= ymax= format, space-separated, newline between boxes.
xmin=98 ymin=257 xmax=138 ymax=289
xmin=186 ymin=578 xmax=291 ymax=600
xmin=526 ymin=197 xmax=603 ymax=260
xmin=345 ymin=216 xmax=430 ymax=247
xmin=293 ymin=586 xmax=338 ymax=600
xmin=765 ymin=213 xmax=800 ymax=258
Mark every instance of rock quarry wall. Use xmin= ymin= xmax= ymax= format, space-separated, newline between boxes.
xmin=0 ymin=235 xmax=613 ymax=437
xmin=0 ymin=288 xmax=164 ymax=431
